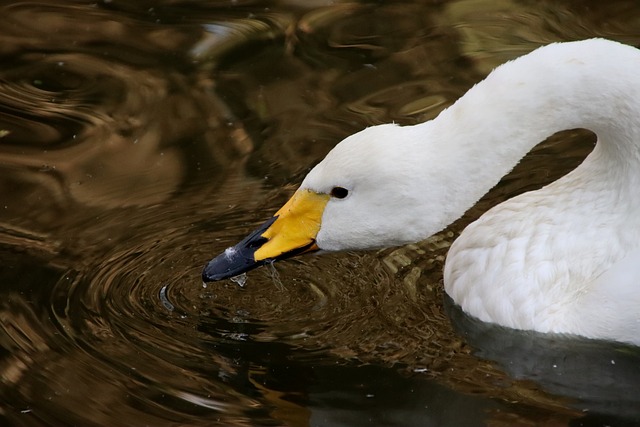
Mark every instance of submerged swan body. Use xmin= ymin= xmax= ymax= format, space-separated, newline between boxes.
xmin=203 ymin=39 xmax=640 ymax=345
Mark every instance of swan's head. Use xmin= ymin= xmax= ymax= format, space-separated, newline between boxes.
xmin=203 ymin=123 xmax=452 ymax=281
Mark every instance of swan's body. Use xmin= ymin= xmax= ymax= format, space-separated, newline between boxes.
xmin=203 ymin=39 xmax=640 ymax=345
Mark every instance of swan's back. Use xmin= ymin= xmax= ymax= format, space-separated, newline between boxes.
xmin=441 ymin=39 xmax=640 ymax=344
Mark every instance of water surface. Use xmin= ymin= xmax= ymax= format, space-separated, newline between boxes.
xmin=1 ymin=1 xmax=640 ymax=426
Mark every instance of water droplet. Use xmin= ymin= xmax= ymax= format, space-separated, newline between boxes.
xmin=267 ymin=262 xmax=284 ymax=290
xmin=224 ymin=246 xmax=237 ymax=259
xmin=230 ymin=273 xmax=247 ymax=288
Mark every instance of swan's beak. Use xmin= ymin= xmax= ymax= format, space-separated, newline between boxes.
xmin=202 ymin=189 xmax=329 ymax=282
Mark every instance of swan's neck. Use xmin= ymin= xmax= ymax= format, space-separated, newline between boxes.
xmin=416 ymin=40 xmax=640 ymax=232
xmin=432 ymin=40 xmax=640 ymax=342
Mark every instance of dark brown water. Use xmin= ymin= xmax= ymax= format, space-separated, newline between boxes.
xmin=1 ymin=1 xmax=640 ymax=426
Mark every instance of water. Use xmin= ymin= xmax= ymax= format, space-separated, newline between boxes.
xmin=1 ymin=1 xmax=639 ymax=426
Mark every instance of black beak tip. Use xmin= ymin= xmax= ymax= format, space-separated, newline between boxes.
xmin=202 ymin=217 xmax=278 ymax=283
xmin=201 ymin=258 xmax=225 ymax=282
xmin=201 ymin=247 xmax=261 ymax=282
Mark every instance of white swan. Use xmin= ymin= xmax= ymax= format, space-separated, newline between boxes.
xmin=203 ymin=38 xmax=640 ymax=345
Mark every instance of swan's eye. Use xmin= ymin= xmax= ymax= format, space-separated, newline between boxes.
xmin=330 ymin=186 xmax=349 ymax=199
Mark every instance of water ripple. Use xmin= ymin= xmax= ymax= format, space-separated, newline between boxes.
xmin=2 ymin=1 xmax=640 ymax=426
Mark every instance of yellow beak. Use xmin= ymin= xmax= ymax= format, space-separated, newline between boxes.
xmin=254 ymin=189 xmax=329 ymax=261
xmin=202 ymin=189 xmax=329 ymax=281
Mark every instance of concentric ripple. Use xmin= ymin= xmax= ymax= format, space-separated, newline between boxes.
xmin=1 ymin=194 xmax=475 ymax=426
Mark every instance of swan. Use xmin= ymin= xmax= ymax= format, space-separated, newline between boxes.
xmin=202 ymin=38 xmax=640 ymax=345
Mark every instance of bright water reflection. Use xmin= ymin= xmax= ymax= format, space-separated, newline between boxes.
xmin=1 ymin=1 xmax=639 ymax=426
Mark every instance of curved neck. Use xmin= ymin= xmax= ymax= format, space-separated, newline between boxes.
xmin=413 ymin=39 xmax=640 ymax=230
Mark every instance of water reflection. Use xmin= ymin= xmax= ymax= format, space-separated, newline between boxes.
xmin=1 ymin=0 xmax=640 ymax=426
xmin=448 ymin=298 xmax=640 ymax=424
